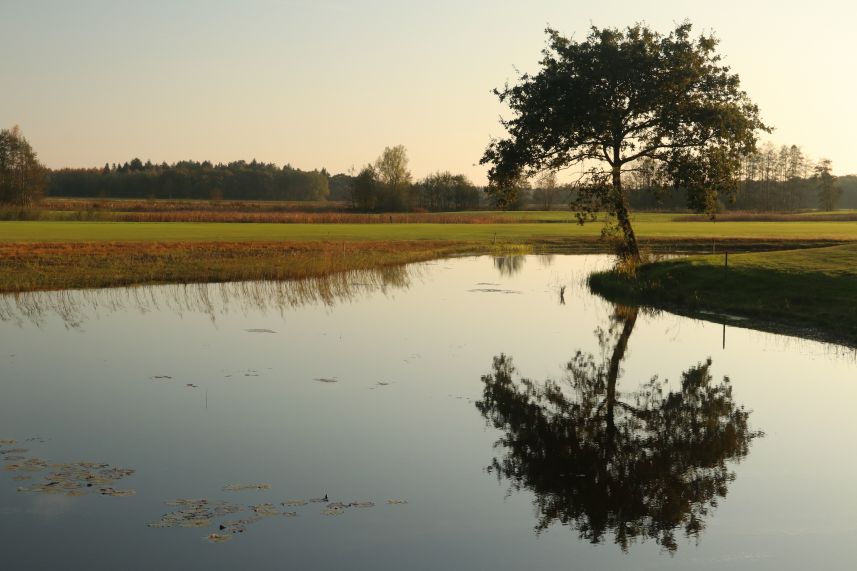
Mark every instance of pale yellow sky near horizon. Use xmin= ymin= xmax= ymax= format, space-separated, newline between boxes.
xmin=1 ymin=0 xmax=855 ymax=183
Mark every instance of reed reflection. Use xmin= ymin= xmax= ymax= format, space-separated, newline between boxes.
xmin=0 ymin=265 xmax=416 ymax=328
xmin=493 ymin=256 xmax=526 ymax=277
xmin=476 ymin=305 xmax=762 ymax=553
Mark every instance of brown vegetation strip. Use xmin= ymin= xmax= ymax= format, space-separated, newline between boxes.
xmin=41 ymin=198 xmax=349 ymax=213
xmin=0 ymin=241 xmax=474 ymax=293
xmin=674 ymin=212 xmax=857 ymax=222
xmin=93 ymin=211 xmax=515 ymax=224
xmin=12 ymin=207 xmax=517 ymax=224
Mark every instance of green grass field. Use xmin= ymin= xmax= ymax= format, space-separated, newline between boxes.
xmin=3 ymin=216 xmax=857 ymax=243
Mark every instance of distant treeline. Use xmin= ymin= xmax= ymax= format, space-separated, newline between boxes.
xmin=39 ymin=145 xmax=857 ymax=213
xmin=47 ymin=152 xmax=485 ymax=211
xmin=624 ymin=144 xmax=854 ymax=212
xmin=627 ymin=176 xmax=857 ymax=211
xmin=48 ymin=159 xmax=331 ymax=202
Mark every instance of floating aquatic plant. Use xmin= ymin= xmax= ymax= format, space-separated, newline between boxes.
xmin=348 ymin=501 xmax=375 ymax=508
xmin=148 ymin=499 xmax=243 ymax=529
xmin=250 ymin=503 xmax=280 ymax=517
xmin=206 ymin=533 xmax=232 ymax=544
xmin=218 ymin=516 xmax=262 ymax=534
xmin=99 ymin=487 xmax=136 ymax=497
xmin=222 ymin=483 xmax=271 ymax=492
xmin=13 ymin=461 xmax=136 ymax=497
xmin=282 ymin=499 xmax=308 ymax=507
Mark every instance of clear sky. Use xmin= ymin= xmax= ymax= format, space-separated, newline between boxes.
xmin=1 ymin=0 xmax=855 ymax=182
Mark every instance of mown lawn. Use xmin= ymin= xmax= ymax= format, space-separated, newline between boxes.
xmin=588 ymin=243 xmax=857 ymax=346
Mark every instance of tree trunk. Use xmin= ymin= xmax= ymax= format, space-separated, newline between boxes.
xmin=611 ymin=165 xmax=640 ymax=261
xmin=604 ymin=306 xmax=638 ymax=443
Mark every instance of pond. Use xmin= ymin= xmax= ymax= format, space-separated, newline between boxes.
xmin=1 ymin=255 xmax=855 ymax=570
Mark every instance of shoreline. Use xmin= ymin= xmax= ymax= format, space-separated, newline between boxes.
xmin=588 ymin=244 xmax=857 ymax=348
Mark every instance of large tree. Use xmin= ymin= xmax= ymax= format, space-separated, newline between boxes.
xmin=0 ymin=126 xmax=46 ymax=207
xmin=482 ymin=23 xmax=768 ymax=260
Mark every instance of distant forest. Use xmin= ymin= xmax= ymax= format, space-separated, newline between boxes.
xmin=42 ymin=145 xmax=857 ymax=212
xmin=48 ymin=160 xmax=332 ymax=202
xmin=46 ymin=157 xmax=484 ymax=212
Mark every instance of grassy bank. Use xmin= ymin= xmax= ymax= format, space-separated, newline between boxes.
xmin=588 ymin=244 xmax=857 ymax=347
xmin=0 ymin=241 xmax=487 ymax=293
xmin=1 ymin=216 xmax=855 ymax=295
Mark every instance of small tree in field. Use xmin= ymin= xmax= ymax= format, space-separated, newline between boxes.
xmin=532 ymin=171 xmax=559 ymax=210
xmin=482 ymin=23 xmax=768 ymax=261
xmin=0 ymin=126 xmax=46 ymax=208
xmin=814 ymin=159 xmax=840 ymax=211
xmin=374 ymin=145 xmax=412 ymax=211
xmin=352 ymin=165 xmax=378 ymax=211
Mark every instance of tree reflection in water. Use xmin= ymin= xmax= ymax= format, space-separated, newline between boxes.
xmin=475 ymin=305 xmax=762 ymax=552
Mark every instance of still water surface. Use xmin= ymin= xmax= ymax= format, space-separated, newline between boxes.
xmin=1 ymin=255 xmax=855 ymax=570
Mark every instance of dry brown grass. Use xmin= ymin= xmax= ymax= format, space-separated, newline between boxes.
xmin=95 ymin=211 xmax=514 ymax=224
xmin=36 ymin=198 xmax=516 ymax=223
xmin=42 ymin=198 xmax=348 ymax=213
xmin=0 ymin=240 xmax=476 ymax=293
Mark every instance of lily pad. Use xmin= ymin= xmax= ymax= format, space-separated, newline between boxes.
xmin=250 ymin=503 xmax=280 ymax=517
xmin=15 ymin=461 xmax=137 ymax=496
xmin=281 ymin=499 xmax=308 ymax=507
xmin=206 ymin=533 xmax=232 ymax=544
xmin=219 ymin=516 xmax=262 ymax=534
xmin=99 ymin=487 xmax=136 ymax=497
xmin=4 ymin=458 xmax=48 ymax=472
xmin=222 ymin=483 xmax=271 ymax=492
xmin=348 ymin=501 xmax=375 ymax=508
xmin=149 ymin=499 xmax=243 ymax=529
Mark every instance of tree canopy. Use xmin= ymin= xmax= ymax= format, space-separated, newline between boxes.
xmin=47 ymin=160 xmax=330 ymax=202
xmin=814 ymin=158 xmax=841 ymax=211
xmin=0 ymin=126 xmax=46 ymax=207
xmin=482 ymin=22 xmax=768 ymax=259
